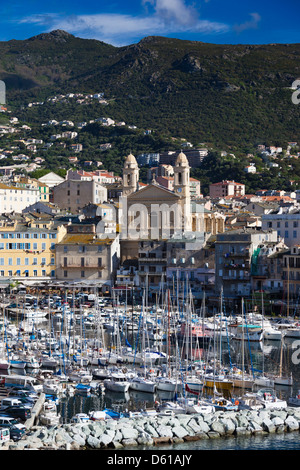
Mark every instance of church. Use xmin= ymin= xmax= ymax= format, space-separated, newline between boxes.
xmin=119 ymin=151 xmax=225 ymax=263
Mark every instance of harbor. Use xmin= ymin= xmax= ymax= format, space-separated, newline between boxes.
xmin=1 ymin=287 xmax=300 ymax=450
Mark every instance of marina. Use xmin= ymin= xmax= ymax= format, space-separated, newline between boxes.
xmin=1 ymin=287 xmax=300 ymax=450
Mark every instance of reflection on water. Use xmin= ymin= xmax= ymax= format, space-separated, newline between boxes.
xmin=56 ymin=335 xmax=300 ymax=427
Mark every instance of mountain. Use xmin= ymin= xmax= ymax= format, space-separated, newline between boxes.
xmin=1 ymin=30 xmax=300 ymax=149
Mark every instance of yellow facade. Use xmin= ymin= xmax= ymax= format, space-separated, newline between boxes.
xmin=0 ymin=217 xmax=66 ymax=281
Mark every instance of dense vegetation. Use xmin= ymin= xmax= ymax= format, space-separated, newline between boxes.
xmin=0 ymin=30 xmax=299 ymax=194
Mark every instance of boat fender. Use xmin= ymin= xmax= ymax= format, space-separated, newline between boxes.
xmin=235 ymin=400 xmax=239 ymax=405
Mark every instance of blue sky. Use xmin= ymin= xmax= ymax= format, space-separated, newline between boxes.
xmin=0 ymin=0 xmax=299 ymax=46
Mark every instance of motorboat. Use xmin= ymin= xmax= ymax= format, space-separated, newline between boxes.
xmin=68 ymin=368 xmax=93 ymax=383
xmin=103 ymin=371 xmax=130 ymax=393
xmin=288 ymin=390 xmax=300 ymax=407
xmin=254 ymin=388 xmax=287 ymax=409
xmin=263 ymin=326 xmax=282 ymax=341
xmin=9 ymin=354 xmax=27 ymax=369
xmin=129 ymin=375 xmax=157 ymax=393
xmin=71 ymin=413 xmax=91 ymax=423
xmin=155 ymin=376 xmax=183 ymax=393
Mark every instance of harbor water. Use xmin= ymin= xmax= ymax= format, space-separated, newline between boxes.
xmin=3 ymin=296 xmax=300 ymax=451
xmin=54 ymin=332 xmax=300 ymax=450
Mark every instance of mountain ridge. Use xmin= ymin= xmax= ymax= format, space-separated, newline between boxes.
xmin=0 ymin=30 xmax=299 ymax=148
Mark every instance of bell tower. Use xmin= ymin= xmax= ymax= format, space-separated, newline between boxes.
xmin=174 ymin=151 xmax=190 ymax=200
xmin=173 ymin=151 xmax=191 ymax=232
xmin=123 ymin=153 xmax=139 ymax=196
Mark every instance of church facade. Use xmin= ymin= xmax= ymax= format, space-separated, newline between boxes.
xmin=119 ymin=152 xmax=225 ymax=265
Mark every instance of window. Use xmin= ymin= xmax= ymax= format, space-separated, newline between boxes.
xmin=64 ymin=271 xmax=68 ymax=278
xmin=42 ymin=258 xmax=46 ymax=265
xmin=98 ymin=258 xmax=102 ymax=267
xmin=25 ymin=258 xmax=29 ymax=265
xmin=63 ymin=257 xmax=67 ymax=267
xmin=0 ymin=258 xmax=4 ymax=265
xmin=81 ymin=270 xmax=85 ymax=278
xmin=42 ymin=270 xmax=46 ymax=276
xmin=81 ymin=257 xmax=85 ymax=267
xmin=33 ymin=270 xmax=37 ymax=276
xmin=8 ymin=258 xmax=12 ymax=266
xmin=16 ymin=258 xmax=20 ymax=265
xmin=63 ymin=246 xmax=68 ymax=253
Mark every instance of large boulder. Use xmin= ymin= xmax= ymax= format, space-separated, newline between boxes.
xmin=285 ymin=415 xmax=299 ymax=432
xmin=262 ymin=417 xmax=276 ymax=433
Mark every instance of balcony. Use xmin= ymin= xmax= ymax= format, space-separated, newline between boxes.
xmin=61 ymin=263 xmax=106 ymax=269
xmin=138 ymin=258 xmax=167 ymax=263
xmin=224 ymin=252 xmax=250 ymax=258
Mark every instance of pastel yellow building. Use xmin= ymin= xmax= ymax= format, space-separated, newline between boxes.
xmin=0 ymin=214 xmax=66 ymax=283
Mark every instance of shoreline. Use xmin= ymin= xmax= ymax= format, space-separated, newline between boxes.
xmin=3 ymin=404 xmax=300 ymax=450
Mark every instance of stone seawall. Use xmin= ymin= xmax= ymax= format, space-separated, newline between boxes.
xmin=3 ymin=407 xmax=300 ymax=450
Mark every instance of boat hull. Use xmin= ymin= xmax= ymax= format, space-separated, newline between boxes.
xmin=129 ymin=380 xmax=156 ymax=393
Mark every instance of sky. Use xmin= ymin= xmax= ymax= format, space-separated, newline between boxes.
xmin=0 ymin=0 xmax=299 ymax=47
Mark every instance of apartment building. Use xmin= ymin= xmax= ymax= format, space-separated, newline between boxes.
xmin=209 ymin=180 xmax=245 ymax=198
xmin=215 ymin=228 xmax=278 ymax=298
xmin=0 ymin=183 xmax=40 ymax=214
xmin=262 ymin=209 xmax=300 ymax=247
xmin=55 ymin=223 xmax=120 ymax=293
xmin=282 ymin=245 xmax=300 ymax=299
xmin=53 ymin=179 xmax=107 ymax=213
xmin=13 ymin=176 xmax=50 ymax=203
xmin=0 ymin=215 xmax=66 ymax=283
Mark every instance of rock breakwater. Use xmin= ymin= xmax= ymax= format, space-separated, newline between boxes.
xmin=3 ymin=407 xmax=300 ymax=450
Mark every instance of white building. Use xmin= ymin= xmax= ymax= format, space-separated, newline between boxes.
xmin=262 ymin=209 xmax=300 ymax=247
xmin=0 ymin=183 xmax=40 ymax=213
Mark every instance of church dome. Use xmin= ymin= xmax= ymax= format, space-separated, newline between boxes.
xmin=175 ymin=151 xmax=189 ymax=166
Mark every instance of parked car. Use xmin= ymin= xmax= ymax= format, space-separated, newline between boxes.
xmin=8 ymin=389 xmax=38 ymax=400
xmin=0 ymin=416 xmax=26 ymax=440
xmin=0 ymin=398 xmax=23 ymax=410
xmin=0 ymin=406 xmax=31 ymax=421
xmin=2 ymin=425 xmax=22 ymax=442
xmin=0 ymin=427 xmax=10 ymax=444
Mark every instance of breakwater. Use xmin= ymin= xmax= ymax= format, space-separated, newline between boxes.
xmin=3 ymin=406 xmax=300 ymax=450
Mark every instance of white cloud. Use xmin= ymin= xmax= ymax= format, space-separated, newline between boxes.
xmin=18 ymin=1 xmax=229 ymax=46
xmin=233 ymin=13 xmax=261 ymax=34
xmin=142 ymin=0 xmax=198 ymax=27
